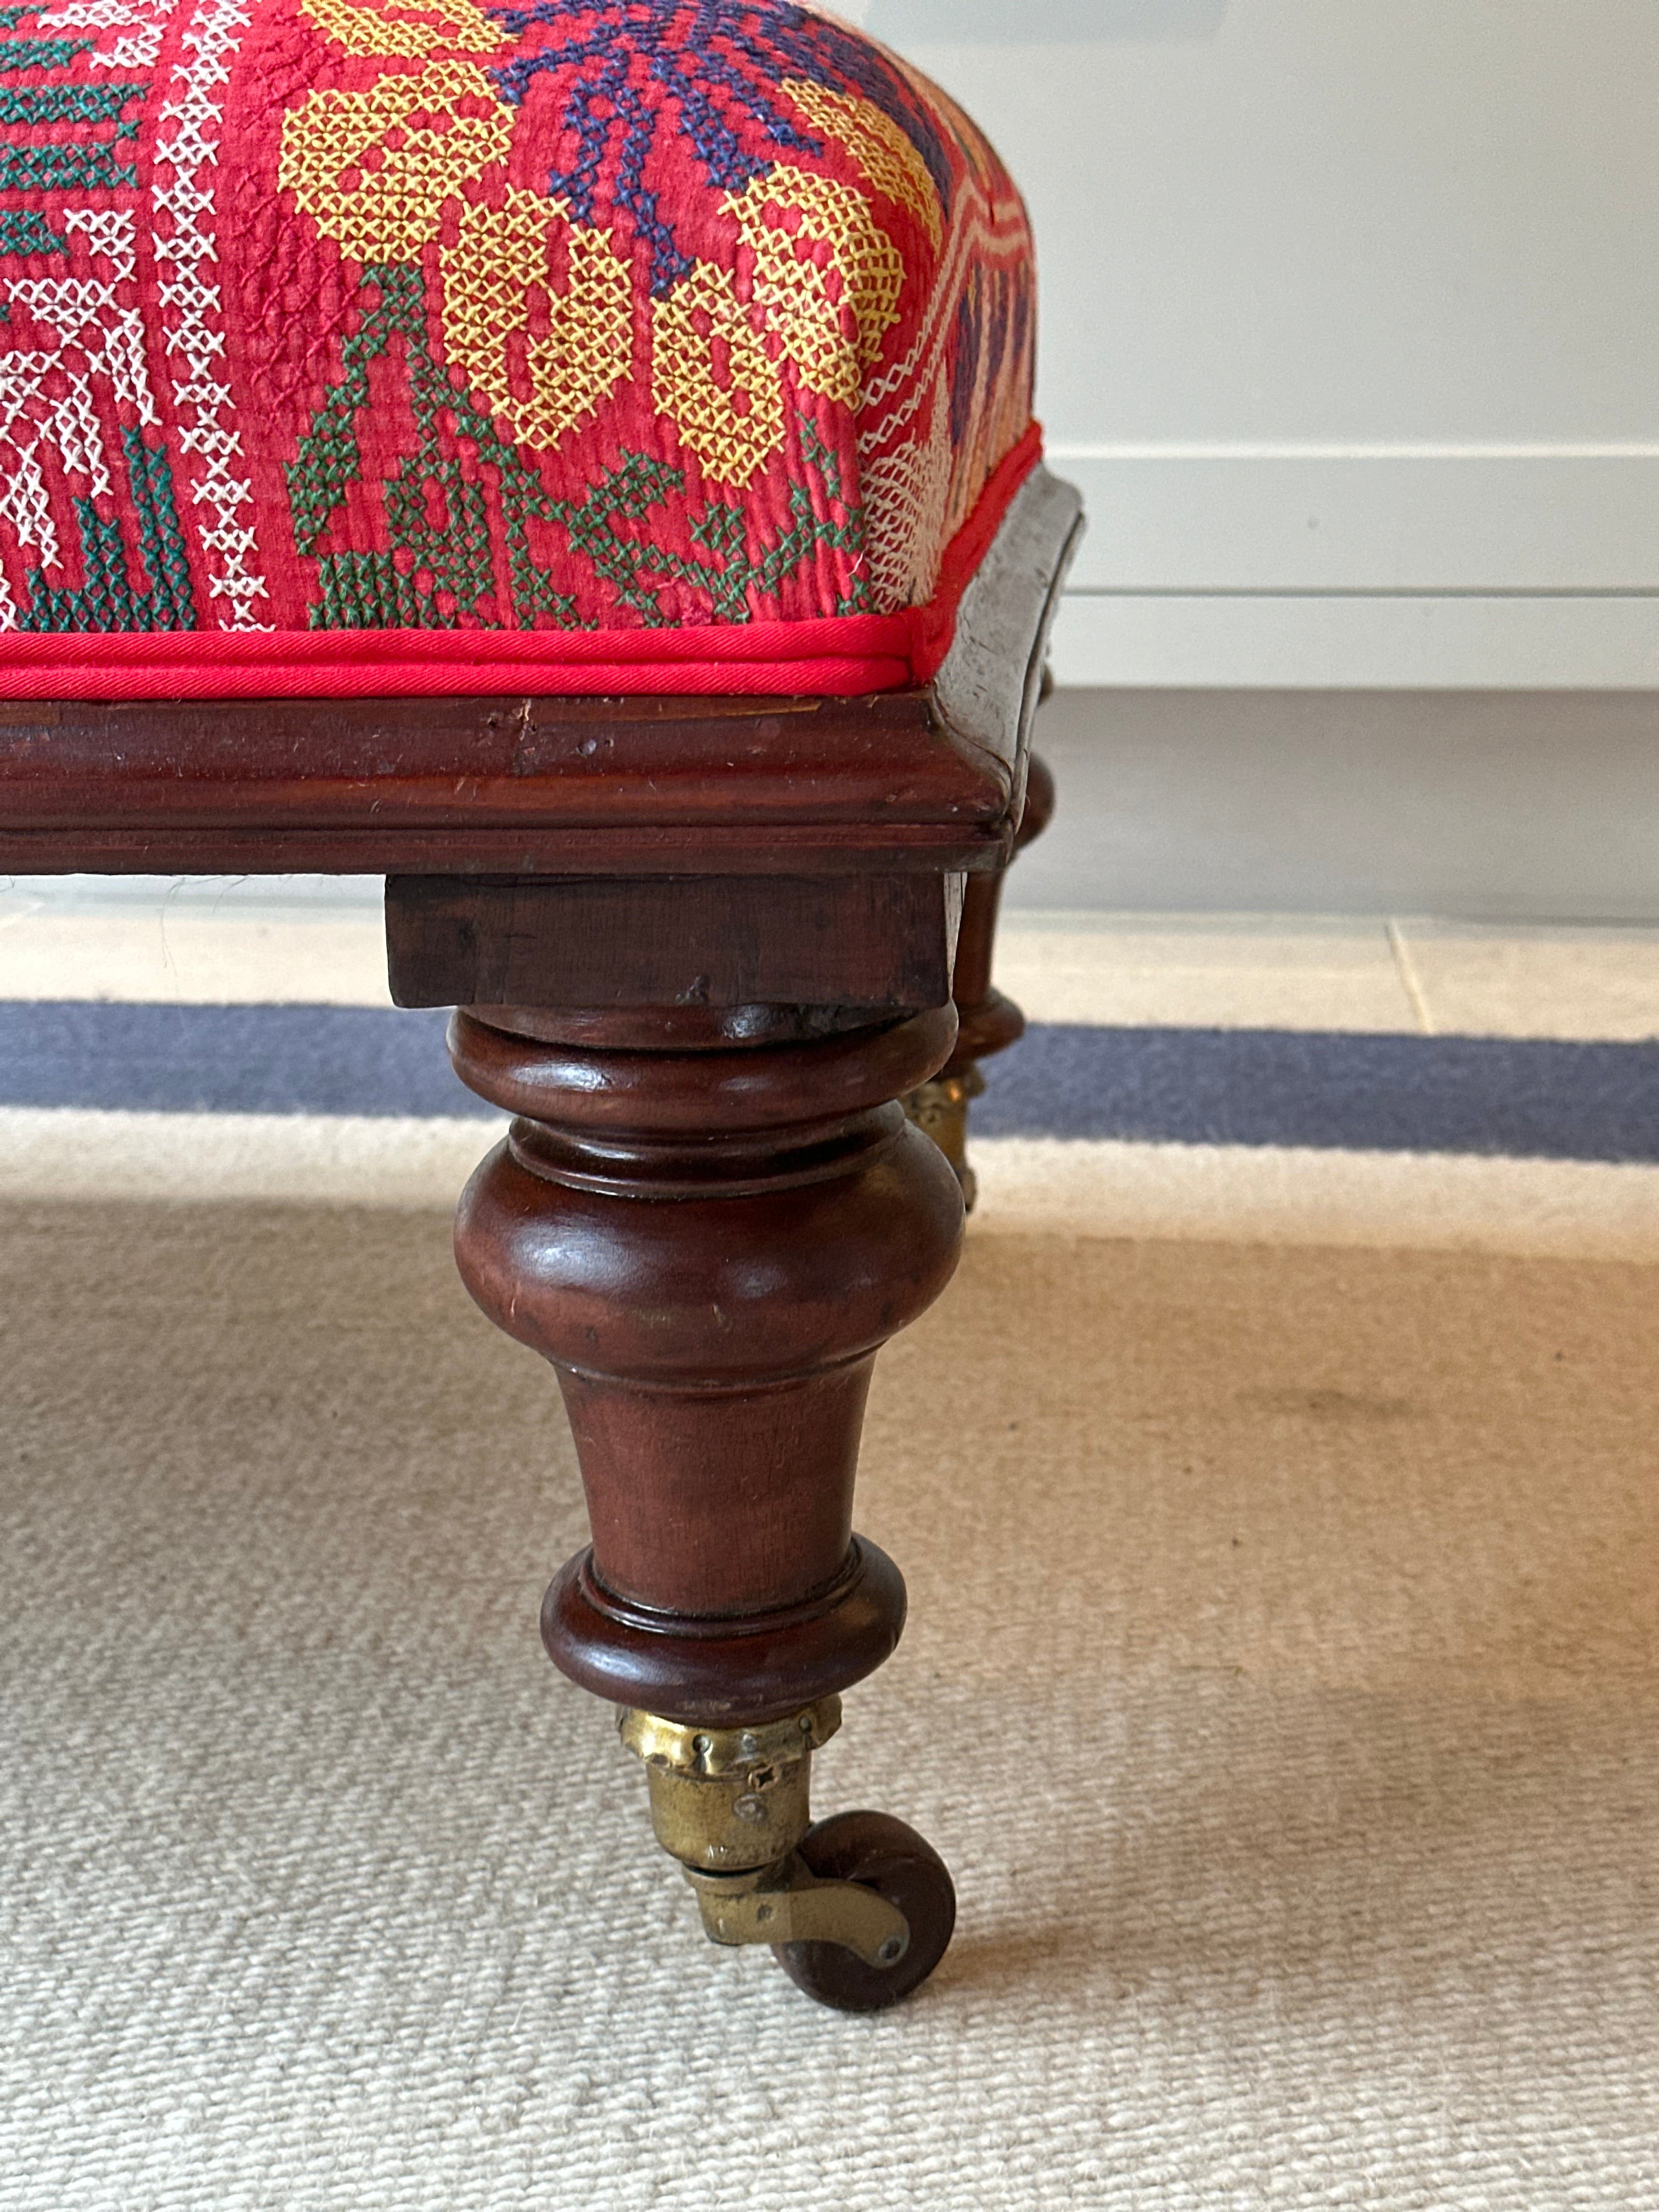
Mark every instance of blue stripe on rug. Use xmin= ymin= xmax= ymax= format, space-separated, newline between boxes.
xmin=0 ymin=1004 xmax=1656 ymax=1163
xmin=975 ymin=1024 xmax=1659 ymax=1164
xmin=0 ymin=1002 xmax=484 ymax=1119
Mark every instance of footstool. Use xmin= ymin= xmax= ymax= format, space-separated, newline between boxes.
xmin=0 ymin=0 xmax=1081 ymax=2009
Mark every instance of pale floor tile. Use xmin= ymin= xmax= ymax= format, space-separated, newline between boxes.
xmin=1396 ymin=923 xmax=1659 ymax=1042
xmin=994 ymin=913 xmax=1423 ymax=1032
xmin=0 ymin=904 xmax=392 ymax=1005
xmin=0 ymin=873 xmax=385 ymax=912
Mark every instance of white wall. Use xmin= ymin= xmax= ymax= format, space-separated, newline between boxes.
xmin=854 ymin=1 xmax=1659 ymax=686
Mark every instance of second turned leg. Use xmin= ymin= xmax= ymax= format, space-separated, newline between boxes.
xmin=907 ymin=753 xmax=1057 ymax=1205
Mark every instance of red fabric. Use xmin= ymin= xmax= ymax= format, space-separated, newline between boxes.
xmin=0 ymin=0 xmax=1040 ymax=702
xmin=0 ymin=422 xmax=1038 ymax=698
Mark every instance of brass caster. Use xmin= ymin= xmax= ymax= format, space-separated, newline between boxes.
xmin=904 ymin=1065 xmax=986 ymax=1212
xmin=685 ymin=1849 xmax=912 ymax=1968
xmin=618 ymin=1703 xmax=957 ymax=2012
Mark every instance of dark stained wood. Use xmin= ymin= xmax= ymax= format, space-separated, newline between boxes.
xmin=451 ymin=997 xmax=962 ymax=1133
xmin=438 ymin=1001 xmax=891 ymax=1051
xmin=541 ymin=1538 xmax=910 ymax=1723
xmin=385 ymin=872 xmax=965 ymax=1012
xmin=947 ymin=749 xmax=1057 ymax=1071
xmin=1019 ymin=746 xmax=1058 ymax=843
xmin=0 ymin=820 xmax=1002 ymax=878
xmin=450 ymin=999 xmax=965 ymax=1723
xmin=0 ymin=688 xmax=1005 ymax=878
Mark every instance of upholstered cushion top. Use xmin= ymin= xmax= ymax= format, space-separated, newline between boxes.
xmin=0 ymin=0 xmax=1037 ymax=696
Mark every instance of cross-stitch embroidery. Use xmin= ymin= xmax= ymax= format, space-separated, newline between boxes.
xmin=0 ymin=0 xmax=1036 ymax=637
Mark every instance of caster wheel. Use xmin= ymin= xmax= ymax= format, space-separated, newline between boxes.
xmin=772 ymin=1809 xmax=957 ymax=2013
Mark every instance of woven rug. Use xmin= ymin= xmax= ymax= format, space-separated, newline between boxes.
xmin=3 ymin=937 xmax=1658 ymax=2206
xmin=4 ymin=1199 xmax=1659 ymax=2207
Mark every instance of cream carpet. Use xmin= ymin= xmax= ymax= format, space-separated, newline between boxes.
xmin=3 ymin=1199 xmax=1658 ymax=2209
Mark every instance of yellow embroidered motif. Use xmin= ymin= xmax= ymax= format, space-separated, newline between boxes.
xmin=279 ymin=64 xmax=514 ymax=265
xmin=727 ymin=166 xmax=903 ymax=411
xmin=296 ymin=0 xmax=504 ymax=58
xmin=651 ymin=261 xmax=785 ymax=488
xmin=781 ymin=78 xmax=943 ymax=250
xmin=438 ymin=189 xmax=634 ymax=451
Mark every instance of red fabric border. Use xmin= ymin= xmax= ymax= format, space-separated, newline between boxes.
xmin=0 ymin=427 xmax=1042 ymax=703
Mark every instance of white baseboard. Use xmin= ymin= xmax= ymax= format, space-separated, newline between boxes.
xmin=1050 ymin=450 xmax=1659 ymax=592
xmin=1048 ymin=591 xmax=1659 ymax=690
xmin=1043 ymin=447 xmax=1659 ymax=687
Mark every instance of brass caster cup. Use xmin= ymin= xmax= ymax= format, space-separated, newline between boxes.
xmin=619 ymin=1696 xmax=905 ymax=1960
xmin=618 ymin=1699 xmax=840 ymax=1873
xmin=618 ymin=1701 xmax=956 ymax=2011
xmin=904 ymin=1066 xmax=986 ymax=1212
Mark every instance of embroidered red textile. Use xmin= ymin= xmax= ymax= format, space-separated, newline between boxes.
xmin=0 ymin=0 xmax=1039 ymax=698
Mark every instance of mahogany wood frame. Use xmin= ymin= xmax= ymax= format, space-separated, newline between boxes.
xmin=0 ymin=465 xmax=1084 ymax=1995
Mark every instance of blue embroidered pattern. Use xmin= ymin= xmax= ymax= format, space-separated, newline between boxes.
xmin=487 ymin=0 xmax=954 ymax=292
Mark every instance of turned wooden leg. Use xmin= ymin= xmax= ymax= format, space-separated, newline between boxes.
xmin=447 ymin=998 xmax=967 ymax=2010
xmin=907 ymin=752 xmax=1057 ymax=1207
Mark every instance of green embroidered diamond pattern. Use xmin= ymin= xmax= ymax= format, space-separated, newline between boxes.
xmin=550 ymin=424 xmax=869 ymax=628
xmin=0 ymin=0 xmax=198 ymax=631
xmin=289 ymin=262 xmax=577 ymax=629
xmin=0 ymin=37 xmax=97 ymax=69
xmin=0 ymin=205 xmax=64 ymax=254
xmin=290 ymin=263 xmax=871 ymax=631
xmin=21 ymin=425 xmax=195 ymax=630
xmin=0 ymin=78 xmax=145 ymax=190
